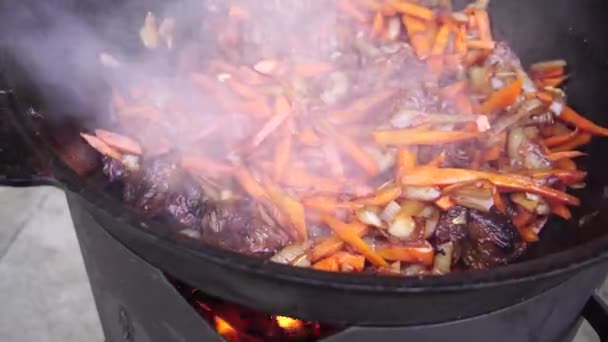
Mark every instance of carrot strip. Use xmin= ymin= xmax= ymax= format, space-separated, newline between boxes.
xmin=322 ymin=215 xmax=388 ymax=267
xmin=512 ymin=206 xmax=535 ymax=229
xmin=303 ymin=197 xmax=361 ymax=213
xmin=543 ymin=128 xmax=579 ymax=148
xmin=282 ymin=168 xmax=343 ymax=193
xmin=390 ymin=1 xmax=435 ymax=21
xmin=238 ymin=98 xmax=273 ymax=118
xmin=525 ymin=169 xmax=587 ymax=185
xmin=353 ymin=185 xmax=402 ymax=206
xmin=333 ymin=251 xmax=366 ymax=272
xmin=402 ymin=15 xmax=431 ymax=59
xmin=426 ymin=150 xmax=446 ymax=167
xmin=473 ymin=9 xmax=493 ymax=42
xmin=517 ymin=225 xmax=540 ymax=243
xmin=466 ymin=40 xmax=496 ymax=50
xmin=80 ymin=133 xmax=122 ymax=160
xmin=180 ymin=156 xmax=234 ymax=175
xmin=374 ymin=242 xmax=434 ymax=265
xmin=431 ymin=24 xmax=451 ymax=56
xmin=493 ymin=187 xmax=507 ymax=214
xmin=312 ymin=256 xmax=340 ymax=272
xmin=555 ymin=158 xmax=577 ymax=171
xmin=371 ymin=12 xmax=385 ymax=38
xmin=479 ymin=78 xmax=523 ymax=114
xmin=547 ymin=151 xmax=586 ymax=162
xmin=94 ymin=129 xmax=142 ymax=155
xmin=435 ymin=196 xmax=455 ymax=210
xmin=267 ymin=183 xmax=308 ymax=242
xmin=551 ymin=202 xmax=572 ymax=220
xmin=235 ymin=167 xmax=267 ymax=199
xmin=455 ymin=25 xmax=468 ymax=53
xmin=552 ymin=133 xmax=592 ymax=152
xmin=329 ymin=90 xmax=396 ymax=124
xmin=401 ymin=167 xmax=580 ymax=206
xmin=373 ymin=130 xmax=480 ymax=145
xmin=455 ymin=93 xmax=474 ymax=114
xmin=484 ymin=145 xmax=502 ymax=161
xmin=298 ymin=127 xmax=322 ymax=146
xmin=292 ymin=62 xmax=333 ymax=78
xmin=309 ymin=222 xmax=368 ymax=261
xmin=252 ymin=96 xmax=291 ymax=146
xmin=558 ymin=106 xmax=608 ymax=136
xmin=333 ymin=131 xmax=380 ymax=176
xmin=273 ymin=131 xmax=292 ymax=180
xmin=537 ymin=75 xmax=569 ymax=88
xmin=227 ymin=79 xmax=259 ymax=100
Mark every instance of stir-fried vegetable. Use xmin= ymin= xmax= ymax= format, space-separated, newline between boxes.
xmin=81 ymin=0 xmax=604 ymax=276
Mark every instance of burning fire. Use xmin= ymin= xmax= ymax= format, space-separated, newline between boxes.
xmin=275 ymin=316 xmax=305 ymax=332
xmin=214 ymin=316 xmax=238 ymax=341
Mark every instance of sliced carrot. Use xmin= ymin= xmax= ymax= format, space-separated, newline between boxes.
xmin=543 ymin=128 xmax=578 ymax=148
xmin=227 ymin=79 xmax=259 ymax=100
xmin=309 ymin=222 xmax=368 ymax=262
xmin=537 ymin=75 xmax=569 ymax=88
xmin=427 ymin=56 xmax=444 ymax=76
xmin=238 ymin=98 xmax=273 ymax=118
xmin=431 ymin=24 xmax=451 ymax=56
xmin=180 ymin=156 xmax=234 ymax=175
xmin=479 ymin=78 xmax=523 ymax=115
xmin=303 ymin=196 xmax=361 ymax=213
xmin=473 ymin=9 xmax=493 ymax=42
xmin=555 ymin=158 xmax=577 ymax=171
xmin=484 ymin=145 xmax=502 ymax=161
xmin=332 ymin=131 xmax=380 ymax=176
xmin=525 ymin=169 xmax=587 ymax=185
xmin=401 ymin=167 xmax=580 ymax=206
xmin=517 ymin=225 xmax=540 ymax=243
xmin=292 ymin=62 xmax=333 ymax=78
xmin=298 ymin=127 xmax=322 ymax=146
xmin=371 ymin=12 xmax=385 ymax=38
xmin=535 ymin=91 xmax=554 ymax=104
xmin=267 ymin=183 xmax=308 ymax=242
xmin=374 ymin=242 xmax=434 ymax=265
xmin=493 ymin=187 xmax=507 ymax=214
xmin=552 ymin=133 xmax=592 ymax=152
xmin=390 ymin=1 xmax=435 ymax=21
xmin=80 ymin=133 xmax=122 ymax=160
xmin=94 ymin=129 xmax=142 ymax=155
xmin=353 ymin=185 xmax=402 ymax=206
xmin=333 ymin=251 xmax=366 ymax=272
xmin=435 ymin=196 xmax=455 ymax=210
xmin=235 ymin=167 xmax=267 ymax=199
xmin=273 ymin=131 xmax=292 ymax=181
xmin=282 ymin=168 xmax=343 ymax=193
xmin=402 ymin=15 xmax=431 ymax=59
xmin=252 ymin=96 xmax=291 ymax=146
xmin=322 ymin=215 xmax=388 ymax=267
xmin=373 ymin=130 xmax=480 ymax=146
xmin=455 ymin=25 xmax=468 ymax=53
xmin=547 ymin=151 xmax=586 ymax=162
xmin=558 ymin=106 xmax=608 ymax=136
xmin=512 ymin=206 xmax=535 ymax=229
xmin=551 ymin=202 xmax=572 ymax=220
xmin=466 ymin=40 xmax=496 ymax=50
xmin=312 ymin=256 xmax=340 ymax=272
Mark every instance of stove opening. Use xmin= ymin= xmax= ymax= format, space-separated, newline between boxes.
xmin=170 ymin=277 xmax=344 ymax=341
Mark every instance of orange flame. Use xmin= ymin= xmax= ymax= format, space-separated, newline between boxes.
xmin=214 ymin=316 xmax=238 ymax=341
xmin=275 ymin=315 xmax=304 ymax=332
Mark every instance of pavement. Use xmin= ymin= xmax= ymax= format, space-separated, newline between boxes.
xmin=0 ymin=187 xmax=601 ymax=342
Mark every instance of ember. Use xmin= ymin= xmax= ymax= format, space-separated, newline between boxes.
xmin=174 ymin=280 xmax=342 ymax=341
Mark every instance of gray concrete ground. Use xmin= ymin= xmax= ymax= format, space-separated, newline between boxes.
xmin=0 ymin=187 xmax=601 ymax=342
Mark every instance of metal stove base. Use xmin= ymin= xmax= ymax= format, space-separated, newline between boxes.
xmin=68 ymin=192 xmax=608 ymax=342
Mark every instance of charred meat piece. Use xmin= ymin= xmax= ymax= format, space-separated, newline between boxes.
xmin=462 ymin=209 xmax=527 ymax=269
xmin=435 ymin=206 xmax=469 ymax=244
xmin=200 ymin=200 xmax=292 ymax=257
xmin=166 ymin=177 xmax=203 ymax=229
xmin=124 ymin=157 xmax=177 ymax=217
xmin=102 ymin=156 xmax=129 ymax=182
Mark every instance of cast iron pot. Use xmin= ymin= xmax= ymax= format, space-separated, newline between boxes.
xmin=1 ymin=0 xmax=608 ymax=327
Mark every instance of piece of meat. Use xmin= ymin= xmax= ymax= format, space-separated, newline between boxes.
xmin=462 ymin=209 xmax=527 ymax=269
xmin=123 ymin=157 xmax=177 ymax=217
xmin=166 ymin=177 xmax=203 ymax=229
xmin=435 ymin=206 xmax=469 ymax=244
xmin=200 ymin=199 xmax=292 ymax=257
xmin=102 ymin=156 xmax=129 ymax=182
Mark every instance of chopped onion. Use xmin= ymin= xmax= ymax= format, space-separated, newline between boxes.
xmin=291 ymin=254 xmax=311 ymax=268
xmin=536 ymin=201 xmax=551 ymax=216
xmin=270 ymin=242 xmax=313 ymax=265
xmin=418 ymin=205 xmax=436 ymax=219
xmin=140 ymin=12 xmax=160 ymax=49
xmin=121 ymin=154 xmax=140 ymax=171
xmin=387 ymin=16 xmax=402 ymax=41
xmin=357 ymin=207 xmax=384 ymax=228
xmin=433 ymin=242 xmax=454 ymax=274
xmin=403 ymin=264 xmax=426 ymax=276
xmin=549 ymin=101 xmax=565 ymax=116
xmin=493 ymin=99 xmax=544 ymax=134
xmin=321 ymin=71 xmax=349 ymax=105
xmin=476 ymin=115 xmax=491 ymax=132
xmin=511 ymin=193 xmax=538 ymax=213
xmin=388 ymin=215 xmax=416 ymax=240
xmin=530 ymin=59 xmax=567 ymax=74
xmin=99 ymin=52 xmax=121 ymax=69
xmin=365 ymin=147 xmax=396 ymax=174
xmin=521 ymin=75 xmax=538 ymax=94
xmin=424 ymin=209 xmax=440 ymax=239
xmin=381 ymin=201 xmax=401 ymax=223
xmin=452 ymin=210 xmax=468 ymax=225
xmin=403 ymin=186 xmax=442 ymax=201
xmin=216 ymin=73 xmax=232 ymax=82
xmin=452 ymin=187 xmax=493 ymax=212
xmin=469 ymin=66 xmax=491 ymax=94
xmin=219 ymin=190 xmax=233 ymax=201
xmin=525 ymin=192 xmax=542 ymax=202
xmin=491 ymin=77 xmax=505 ymax=89
xmin=451 ymin=12 xmax=469 ymax=24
